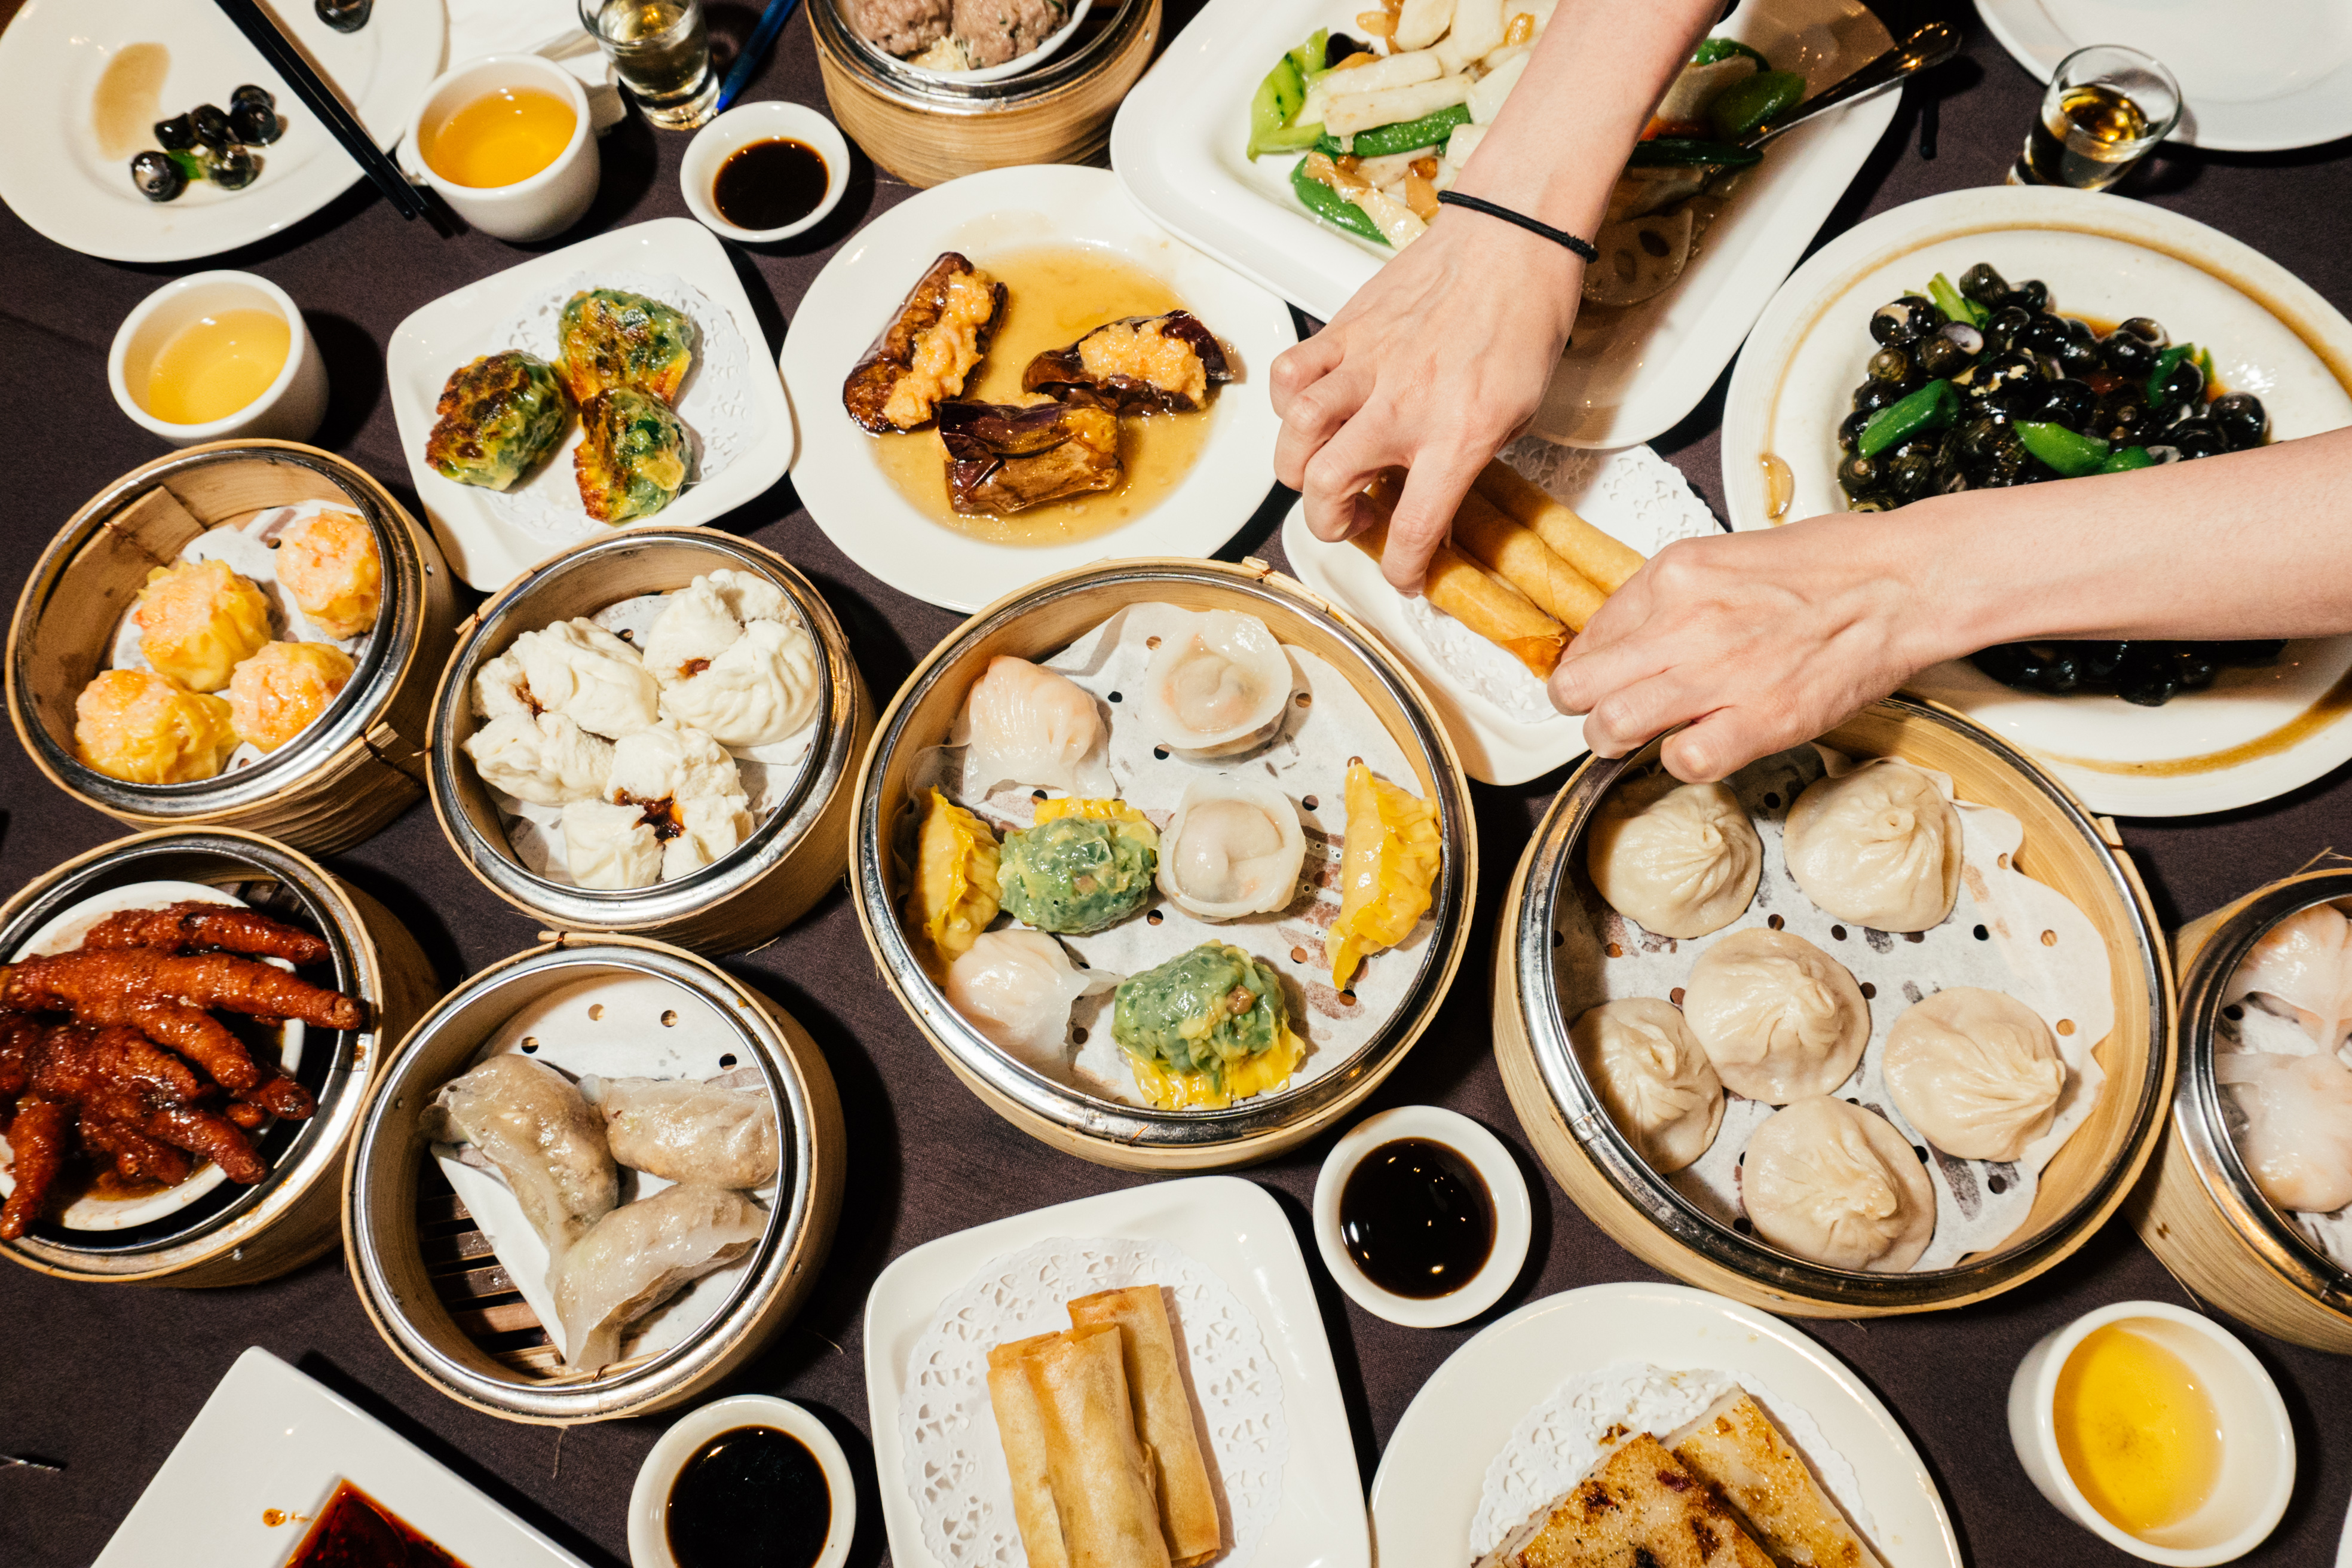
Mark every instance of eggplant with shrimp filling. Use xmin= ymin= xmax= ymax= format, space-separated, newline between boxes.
xmin=843 ymin=252 xmax=1007 ymax=433
xmin=937 ymin=399 xmax=1123 ymax=514
xmin=1021 ymin=311 xmax=1234 ymax=414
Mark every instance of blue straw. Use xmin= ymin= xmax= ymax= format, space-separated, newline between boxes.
xmin=717 ymin=0 xmax=804 ymax=112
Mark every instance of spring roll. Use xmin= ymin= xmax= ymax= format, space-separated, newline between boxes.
xmin=1352 ymin=515 xmax=1566 ymax=678
xmin=1026 ymin=1325 xmax=1173 ymax=1568
xmin=1067 ymin=1288 xmax=1220 ymax=1566
xmin=1471 ymin=461 xmax=1648 ymax=594
xmin=988 ymin=1334 xmax=1073 ymax=1568
xmin=1448 ymin=489 xmax=1609 ymax=632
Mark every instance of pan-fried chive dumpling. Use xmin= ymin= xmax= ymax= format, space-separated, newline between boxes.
xmin=1112 ymin=941 xmax=1301 ymax=1110
xmin=274 ymin=510 xmax=383 ymax=639
xmin=1783 ymin=758 xmax=1963 ymax=933
xmin=999 ymin=798 xmax=1159 ymax=935
xmin=1328 ymin=762 xmax=1441 ymax=991
xmin=74 ymin=668 xmax=237 ymax=785
xmin=575 ymin=388 xmax=690 ymax=524
xmin=908 ymin=789 xmax=1001 ymax=976
xmin=1585 ymin=774 xmax=1760 ymax=939
xmin=557 ymin=289 xmax=696 ymax=406
xmin=1742 ymin=1095 xmax=1937 ymax=1272
xmin=1882 ymin=987 xmax=2066 ymax=1162
xmin=1570 ymin=997 xmax=1724 ymax=1173
xmin=227 ymin=640 xmax=354 ymax=752
xmin=135 ymin=558 xmax=272 ymax=693
xmin=1680 ymin=927 xmax=1868 ymax=1103
xmin=424 ymin=351 xmax=571 ymax=492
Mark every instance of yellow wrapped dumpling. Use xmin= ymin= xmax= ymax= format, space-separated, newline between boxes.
xmin=228 ymin=641 xmax=356 ymax=752
xmin=75 ymin=669 xmax=237 ymax=785
xmin=908 ymin=789 xmax=1001 ymax=976
xmin=134 ymin=559 xmax=271 ymax=692
xmin=275 ymin=510 xmax=384 ymax=639
xmin=1328 ymin=761 xmax=1442 ymax=991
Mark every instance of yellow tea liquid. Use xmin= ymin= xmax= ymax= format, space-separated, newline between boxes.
xmin=145 ymin=308 xmax=290 ymax=425
xmin=2054 ymin=1324 xmax=2224 ymax=1535
xmin=425 ymin=87 xmax=575 ymax=188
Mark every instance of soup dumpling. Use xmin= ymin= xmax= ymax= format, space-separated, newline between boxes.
xmin=1742 ymin=1095 xmax=1937 ymax=1272
xmin=1135 ymin=609 xmax=1293 ymax=758
xmin=1570 ymin=997 xmax=1723 ymax=1172
xmin=1585 ymin=774 xmax=1760 ymax=939
xmin=464 ymin=712 xmax=614 ymax=806
xmin=1681 ymin=928 xmax=1868 ymax=1103
xmin=74 ymin=668 xmax=237 ymax=784
xmin=1882 ymin=987 xmax=2066 ymax=1162
xmin=135 ymin=559 xmax=272 ymax=692
xmin=227 ymin=640 xmax=355 ymax=752
xmin=512 ymin=618 xmax=661 ymax=740
xmin=1783 ymin=758 xmax=1962 ymax=933
xmin=1156 ymin=773 xmax=1306 ymax=921
xmin=275 ymin=510 xmax=384 ymax=639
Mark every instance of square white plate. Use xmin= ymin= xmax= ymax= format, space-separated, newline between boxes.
xmin=94 ymin=1346 xmax=592 ymax=1567
xmin=387 ymin=217 xmax=797 ymax=592
xmin=1108 ymin=0 xmax=1900 ymax=448
xmin=863 ymin=1176 xmax=1368 ymax=1568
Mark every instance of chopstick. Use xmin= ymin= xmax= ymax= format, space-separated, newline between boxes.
xmin=209 ymin=0 xmax=450 ymax=231
xmin=716 ymin=0 xmax=807 ymax=113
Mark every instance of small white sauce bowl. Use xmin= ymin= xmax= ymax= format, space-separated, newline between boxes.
xmin=108 ymin=270 xmax=326 ymax=447
xmin=1312 ymin=1104 xmax=1532 ymax=1328
xmin=627 ymin=1394 xmax=856 ymax=1568
xmin=679 ymin=100 xmax=850 ymax=244
xmin=404 ymin=53 xmax=601 ymax=244
xmin=2007 ymin=1300 xmax=2293 ymax=1566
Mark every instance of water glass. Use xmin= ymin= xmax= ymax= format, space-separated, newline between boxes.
xmin=582 ymin=0 xmax=720 ymax=130
xmin=2013 ymin=45 xmax=2182 ymax=192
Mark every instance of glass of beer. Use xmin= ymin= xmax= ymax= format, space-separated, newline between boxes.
xmin=583 ymin=0 xmax=719 ymax=130
xmin=2014 ymin=45 xmax=2181 ymax=191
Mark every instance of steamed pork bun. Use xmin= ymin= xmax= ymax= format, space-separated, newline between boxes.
xmin=227 ymin=640 xmax=355 ymax=752
xmin=75 ymin=667 xmax=237 ymax=784
xmin=642 ymin=571 xmax=820 ymax=749
xmin=134 ymin=559 xmax=272 ymax=693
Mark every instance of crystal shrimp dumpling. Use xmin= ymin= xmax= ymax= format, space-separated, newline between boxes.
xmin=953 ymin=654 xmax=1113 ymax=797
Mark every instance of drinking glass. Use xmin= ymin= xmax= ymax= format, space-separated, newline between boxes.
xmin=582 ymin=0 xmax=720 ymax=130
xmin=2013 ymin=45 xmax=2182 ymax=192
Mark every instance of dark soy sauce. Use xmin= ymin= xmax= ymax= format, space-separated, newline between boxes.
xmin=1339 ymin=1137 xmax=1494 ymax=1298
xmin=666 ymin=1425 xmax=831 ymax=1568
xmin=713 ymin=137 xmax=828 ymax=231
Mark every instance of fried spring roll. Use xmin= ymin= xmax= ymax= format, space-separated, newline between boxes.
xmin=1352 ymin=515 xmax=1566 ymax=678
xmin=1026 ymin=1324 xmax=1173 ymax=1568
xmin=1448 ymin=489 xmax=1609 ymax=632
xmin=1067 ymin=1287 xmax=1220 ymax=1566
xmin=988 ymin=1334 xmax=1074 ymax=1568
xmin=1471 ymin=460 xmax=1647 ymax=595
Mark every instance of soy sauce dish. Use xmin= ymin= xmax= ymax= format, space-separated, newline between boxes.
xmin=629 ymin=1394 xmax=855 ymax=1568
xmin=1312 ymin=1104 xmax=1532 ymax=1328
xmin=680 ymin=102 xmax=851 ymax=244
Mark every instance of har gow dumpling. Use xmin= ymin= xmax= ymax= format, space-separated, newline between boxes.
xmin=1742 ymin=1096 xmax=1937 ymax=1271
xmin=512 ymin=618 xmax=661 ymax=740
xmin=945 ymin=929 xmax=1120 ymax=1060
xmin=550 ymin=1183 xmax=765 ymax=1371
xmin=1570 ymin=997 xmax=1723 ymax=1172
xmin=590 ymin=1073 xmax=779 ymax=1189
xmin=2227 ymin=902 xmax=2352 ymax=1053
xmin=421 ymin=1054 xmax=617 ymax=1258
xmin=1682 ymin=928 xmax=1869 ymax=1103
xmin=1135 ymin=609 xmax=1293 ymax=758
xmin=562 ymin=798 xmax=664 ymax=889
xmin=660 ymin=618 xmax=821 ymax=749
xmin=1156 ymin=773 xmax=1307 ymax=921
xmin=1783 ymin=758 xmax=1962 ymax=932
xmin=954 ymin=655 xmax=1113 ymax=797
xmin=1883 ymin=987 xmax=2066 ymax=1162
xmin=135 ymin=559 xmax=273 ymax=693
xmin=464 ymin=712 xmax=614 ymax=806
xmin=2216 ymin=1050 xmax=2352 ymax=1215
xmin=1585 ymin=774 xmax=1760 ymax=939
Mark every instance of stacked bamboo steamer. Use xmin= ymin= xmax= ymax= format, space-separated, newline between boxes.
xmin=1494 ymin=697 xmax=2176 ymax=1318
xmin=851 ymin=557 xmax=1477 ymax=1171
xmin=8 ymin=442 xmax=458 ymax=856
xmin=2130 ymin=871 xmax=2352 ymax=1352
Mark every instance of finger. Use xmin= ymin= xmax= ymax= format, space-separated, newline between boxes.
xmin=1579 ymin=671 xmax=1716 ymax=760
xmin=1379 ymin=445 xmax=1489 ymax=595
xmin=1269 ymin=330 xmax=1345 ymax=421
xmin=1659 ymin=707 xmax=1781 ymax=785
xmin=1547 ymin=629 xmax=1673 ymax=717
xmin=1273 ymin=360 xmax=1371 ymax=492
xmin=1300 ymin=414 xmax=1400 ymax=544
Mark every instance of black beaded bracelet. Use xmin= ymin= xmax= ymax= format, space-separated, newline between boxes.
xmin=1435 ymin=191 xmax=1599 ymax=263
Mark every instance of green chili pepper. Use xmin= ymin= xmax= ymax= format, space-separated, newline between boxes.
xmin=1707 ymin=69 xmax=1806 ymax=140
xmin=1291 ymin=157 xmax=1386 ymax=244
xmin=1316 ymin=103 xmax=1473 ymax=160
xmin=1247 ymin=56 xmax=1307 ymax=160
xmin=2145 ymin=344 xmax=2194 ymax=408
xmin=2100 ymin=445 xmax=2156 ymax=473
xmin=1690 ymin=36 xmax=1771 ymax=69
xmin=1289 ymin=27 xmax=1330 ymax=82
xmin=1858 ymin=379 xmax=1959 ymax=458
xmin=2014 ymin=420 xmax=2111 ymax=478
xmin=1926 ymin=272 xmax=1985 ymax=331
xmin=1626 ymin=137 xmax=1763 ymax=169
xmin=2195 ymin=345 xmax=2215 ymax=384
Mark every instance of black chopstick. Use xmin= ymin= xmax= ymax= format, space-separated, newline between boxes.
xmin=209 ymin=0 xmax=449 ymax=231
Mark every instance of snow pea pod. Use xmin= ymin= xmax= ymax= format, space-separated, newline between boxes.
xmin=1290 ymin=157 xmax=1387 ymax=244
xmin=2100 ymin=445 xmax=2157 ymax=473
xmin=1690 ymin=36 xmax=1770 ymax=69
xmin=1316 ymin=102 xmax=1472 ymax=160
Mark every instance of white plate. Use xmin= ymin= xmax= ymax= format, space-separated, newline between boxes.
xmin=0 ymin=0 xmax=445 ymax=264
xmin=1721 ymin=184 xmax=2352 ymax=818
xmin=387 ymin=217 xmax=797 ymax=591
xmin=1976 ymin=0 xmax=2352 ymax=154
xmin=94 ymin=1346 xmax=593 ymax=1567
xmin=863 ymin=1176 xmax=1369 ymax=1568
xmin=1109 ymin=0 xmax=1897 ymax=448
xmin=1369 ymin=1282 xmax=1961 ymax=1568
xmin=778 ymin=164 xmax=1296 ymax=613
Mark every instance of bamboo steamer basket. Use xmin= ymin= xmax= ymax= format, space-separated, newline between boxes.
xmin=429 ymin=528 xmax=871 ymax=956
xmin=812 ymin=0 xmax=1160 ymax=187
xmin=851 ymin=557 xmax=1477 ymax=1171
xmin=0 ymin=828 xmax=439 ymax=1287
xmin=342 ymin=935 xmax=847 ymax=1423
xmin=8 ymin=442 xmax=459 ymax=855
xmin=2127 ymin=871 xmax=2352 ymax=1352
xmin=1494 ymin=697 xmax=2175 ymax=1317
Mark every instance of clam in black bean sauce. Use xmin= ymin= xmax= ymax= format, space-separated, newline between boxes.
xmin=1836 ymin=261 xmax=2281 ymax=706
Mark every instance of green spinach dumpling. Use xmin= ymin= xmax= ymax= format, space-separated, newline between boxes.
xmin=424 ymin=351 xmax=571 ymax=491
xmin=558 ymin=289 xmax=696 ymax=405
xmin=999 ymin=799 xmax=1157 ymax=934
xmin=1111 ymin=942 xmax=1301 ymax=1110
xmin=575 ymin=390 xmax=690 ymax=523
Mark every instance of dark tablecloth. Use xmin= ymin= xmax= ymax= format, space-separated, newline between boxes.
xmin=5 ymin=7 xmax=2352 ymax=1565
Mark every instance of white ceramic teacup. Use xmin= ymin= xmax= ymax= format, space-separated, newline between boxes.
xmin=1312 ymin=1104 xmax=1532 ymax=1328
xmin=108 ymin=270 xmax=326 ymax=447
xmin=679 ymin=101 xmax=852 ymax=244
xmin=406 ymin=54 xmax=600 ymax=243
xmin=2008 ymin=1300 xmax=2293 ymax=1566
xmin=626 ymin=1394 xmax=855 ymax=1568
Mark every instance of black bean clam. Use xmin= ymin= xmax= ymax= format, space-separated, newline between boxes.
xmin=130 ymin=149 xmax=187 ymax=201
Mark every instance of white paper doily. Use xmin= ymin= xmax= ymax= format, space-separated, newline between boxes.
xmin=487 ymin=269 xmax=755 ymax=543
xmin=898 ymin=1235 xmax=1290 ymax=1568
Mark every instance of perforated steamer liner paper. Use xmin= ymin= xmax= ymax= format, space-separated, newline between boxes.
xmin=1556 ymin=743 xmax=2115 ymax=1271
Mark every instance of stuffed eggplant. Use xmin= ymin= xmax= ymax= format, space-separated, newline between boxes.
xmin=575 ymin=389 xmax=691 ymax=523
xmin=843 ymin=252 xmax=1007 ymax=433
xmin=937 ymin=399 xmax=1123 ymax=515
xmin=558 ymin=289 xmax=697 ymax=406
xmin=424 ymin=351 xmax=573 ymax=492
xmin=1021 ymin=311 xmax=1234 ymax=414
